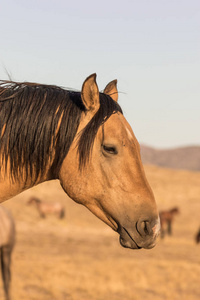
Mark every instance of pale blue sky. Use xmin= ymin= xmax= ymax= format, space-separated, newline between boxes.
xmin=0 ymin=0 xmax=199 ymax=148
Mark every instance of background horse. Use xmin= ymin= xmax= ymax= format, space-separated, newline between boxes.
xmin=28 ymin=197 xmax=65 ymax=219
xmin=159 ymin=207 xmax=180 ymax=238
xmin=195 ymin=228 xmax=200 ymax=244
xmin=0 ymin=206 xmax=15 ymax=300
xmin=0 ymin=74 xmax=160 ymax=250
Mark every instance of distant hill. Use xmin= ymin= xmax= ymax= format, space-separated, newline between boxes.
xmin=140 ymin=145 xmax=200 ymax=171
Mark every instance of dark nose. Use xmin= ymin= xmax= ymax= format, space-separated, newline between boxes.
xmin=136 ymin=219 xmax=159 ymax=237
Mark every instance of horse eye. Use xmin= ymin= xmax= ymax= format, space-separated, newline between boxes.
xmin=103 ymin=145 xmax=118 ymax=155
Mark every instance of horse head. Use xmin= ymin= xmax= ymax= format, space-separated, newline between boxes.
xmin=59 ymin=74 xmax=160 ymax=249
xmin=170 ymin=207 xmax=180 ymax=215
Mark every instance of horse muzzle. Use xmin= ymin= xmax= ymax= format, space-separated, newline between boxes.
xmin=118 ymin=217 xmax=160 ymax=249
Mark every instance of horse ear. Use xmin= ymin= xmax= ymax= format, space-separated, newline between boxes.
xmin=81 ymin=73 xmax=100 ymax=112
xmin=104 ymin=79 xmax=118 ymax=102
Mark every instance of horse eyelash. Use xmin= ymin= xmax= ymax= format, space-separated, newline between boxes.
xmin=102 ymin=145 xmax=118 ymax=155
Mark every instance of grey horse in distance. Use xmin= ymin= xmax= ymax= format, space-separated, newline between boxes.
xmin=0 ymin=205 xmax=15 ymax=300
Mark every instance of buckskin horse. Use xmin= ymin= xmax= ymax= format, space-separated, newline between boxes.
xmin=0 ymin=205 xmax=15 ymax=300
xmin=159 ymin=207 xmax=179 ymax=238
xmin=28 ymin=197 xmax=65 ymax=219
xmin=0 ymin=74 xmax=160 ymax=249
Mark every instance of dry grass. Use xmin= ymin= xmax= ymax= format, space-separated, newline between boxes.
xmin=0 ymin=165 xmax=200 ymax=300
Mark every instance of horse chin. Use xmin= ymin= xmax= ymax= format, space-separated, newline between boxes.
xmin=119 ymin=235 xmax=141 ymax=249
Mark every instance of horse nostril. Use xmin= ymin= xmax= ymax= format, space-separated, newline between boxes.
xmin=136 ymin=220 xmax=152 ymax=237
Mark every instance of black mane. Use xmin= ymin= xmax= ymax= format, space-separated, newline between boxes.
xmin=0 ymin=81 xmax=122 ymax=183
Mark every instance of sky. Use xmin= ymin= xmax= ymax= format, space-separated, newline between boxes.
xmin=0 ymin=0 xmax=199 ymax=149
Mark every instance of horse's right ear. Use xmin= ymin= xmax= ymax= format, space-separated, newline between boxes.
xmin=104 ymin=79 xmax=118 ymax=102
xmin=81 ymin=74 xmax=100 ymax=113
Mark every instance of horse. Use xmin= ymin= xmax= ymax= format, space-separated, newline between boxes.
xmin=195 ymin=229 xmax=200 ymax=244
xmin=159 ymin=207 xmax=180 ymax=238
xmin=0 ymin=206 xmax=15 ymax=300
xmin=28 ymin=197 xmax=65 ymax=219
xmin=0 ymin=73 xmax=160 ymax=250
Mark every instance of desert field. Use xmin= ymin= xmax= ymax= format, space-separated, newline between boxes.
xmin=0 ymin=165 xmax=200 ymax=300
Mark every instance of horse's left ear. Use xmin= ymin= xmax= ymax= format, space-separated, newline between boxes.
xmin=104 ymin=80 xmax=118 ymax=102
xmin=81 ymin=73 xmax=100 ymax=113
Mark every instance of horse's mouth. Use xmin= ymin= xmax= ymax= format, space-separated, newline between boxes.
xmin=118 ymin=227 xmax=142 ymax=249
xmin=118 ymin=226 xmax=157 ymax=250
xmin=119 ymin=227 xmax=142 ymax=249
xmin=85 ymin=203 xmax=159 ymax=250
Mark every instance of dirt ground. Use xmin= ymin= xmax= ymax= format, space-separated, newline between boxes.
xmin=0 ymin=165 xmax=200 ymax=300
